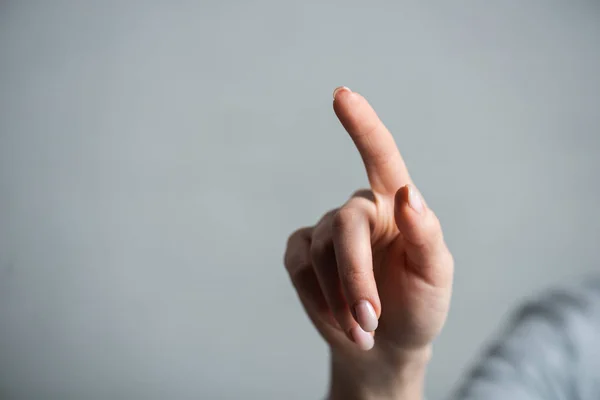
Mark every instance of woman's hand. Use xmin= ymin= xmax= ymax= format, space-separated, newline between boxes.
xmin=284 ymin=87 xmax=454 ymax=399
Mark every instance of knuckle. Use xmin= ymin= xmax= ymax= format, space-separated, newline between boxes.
xmin=286 ymin=226 xmax=311 ymax=247
xmin=284 ymin=227 xmax=312 ymax=273
xmin=429 ymin=215 xmax=444 ymax=242
xmin=350 ymin=189 xmax=376 ymax=203
xmin=428 ymin=248 xmax=455 ymax=285
xmin=289 ymin=263 xmax=314 ymax=289
xmin=285 ymin=249 xmax=309 ymax=275
xmin=368 ymin=149 xmax=394 ymax=168
xmin=331 ymin=207 xmax=358 ymax=234
xmin=419 ymin=211 xmax=443 ymax=244
xmin=405 ymin=212 xmax=444 ymax=253
xmin=353 ymin=120 xmax=379 ymax=141
xmin=317 ymin=208 xmax=338 ymax=225
xmin=310 ymin=239 xmax=333 ymax=266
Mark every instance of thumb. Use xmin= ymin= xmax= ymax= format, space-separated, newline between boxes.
xmin=393 ymin=184 xmax=453 ymax=286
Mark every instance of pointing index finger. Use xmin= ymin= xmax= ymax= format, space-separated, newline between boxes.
xmin=333 ymin=87 xmax=411 ymax=194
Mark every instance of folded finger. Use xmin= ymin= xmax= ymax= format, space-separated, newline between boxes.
xmin=311 ymin=213 xmax=374 ymax=350
xmin=332 ymin=198 xmax=380 ymax=332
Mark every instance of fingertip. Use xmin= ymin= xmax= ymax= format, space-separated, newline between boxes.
xmin=394 ymin=185 xmax=410 ymax=225
xmin=394 ymin=184 xmax=432 ymax=246
xmin=333 ymin=86 xmax=352 ymax=101
xmin=349 ymin=325 xmax=375 ymax=351
xmin=332 ymin=87 xmax=364 ymax=118
xmin=333 ymin=89 xmax=409 ymax=194
xmin=394 ymin=185 xmax=410 ymax=208
xmin=395 ymin=184 xmax=425 ymax=217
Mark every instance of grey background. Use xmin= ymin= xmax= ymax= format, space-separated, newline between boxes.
xmin=1 ymin=1 xmax=600 ymax=399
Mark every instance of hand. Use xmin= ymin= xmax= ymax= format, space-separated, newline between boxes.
xmin=284 ymin=87 xmax=454 ymax=399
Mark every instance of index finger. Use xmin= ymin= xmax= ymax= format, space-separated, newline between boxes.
xmin=333 ymin=87 xmax=411 ymax=194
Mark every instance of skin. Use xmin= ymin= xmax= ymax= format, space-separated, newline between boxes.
xmin=284 ymin=87 xmax=454 ymax=400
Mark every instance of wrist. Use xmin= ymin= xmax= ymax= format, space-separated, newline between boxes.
xmin=328 ymin=345 xmax=431 ymax=400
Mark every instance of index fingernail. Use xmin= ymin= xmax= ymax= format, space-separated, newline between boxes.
xmin=333 ymin=86 xmax=351 ymax=100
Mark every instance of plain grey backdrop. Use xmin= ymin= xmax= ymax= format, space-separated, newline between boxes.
xmin=1 ymin=1 xmax=600 ymax=399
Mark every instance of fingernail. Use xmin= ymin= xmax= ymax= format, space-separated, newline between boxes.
xmin=350 ymin=326 xmax=374 ymax=351
xmin=333 ymin=86 xmax=351 ymax=100
xmin=354 ymin=300 xmax=378 ymax=332
xmin=408 ymin=185 xmax=424 ymax=214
